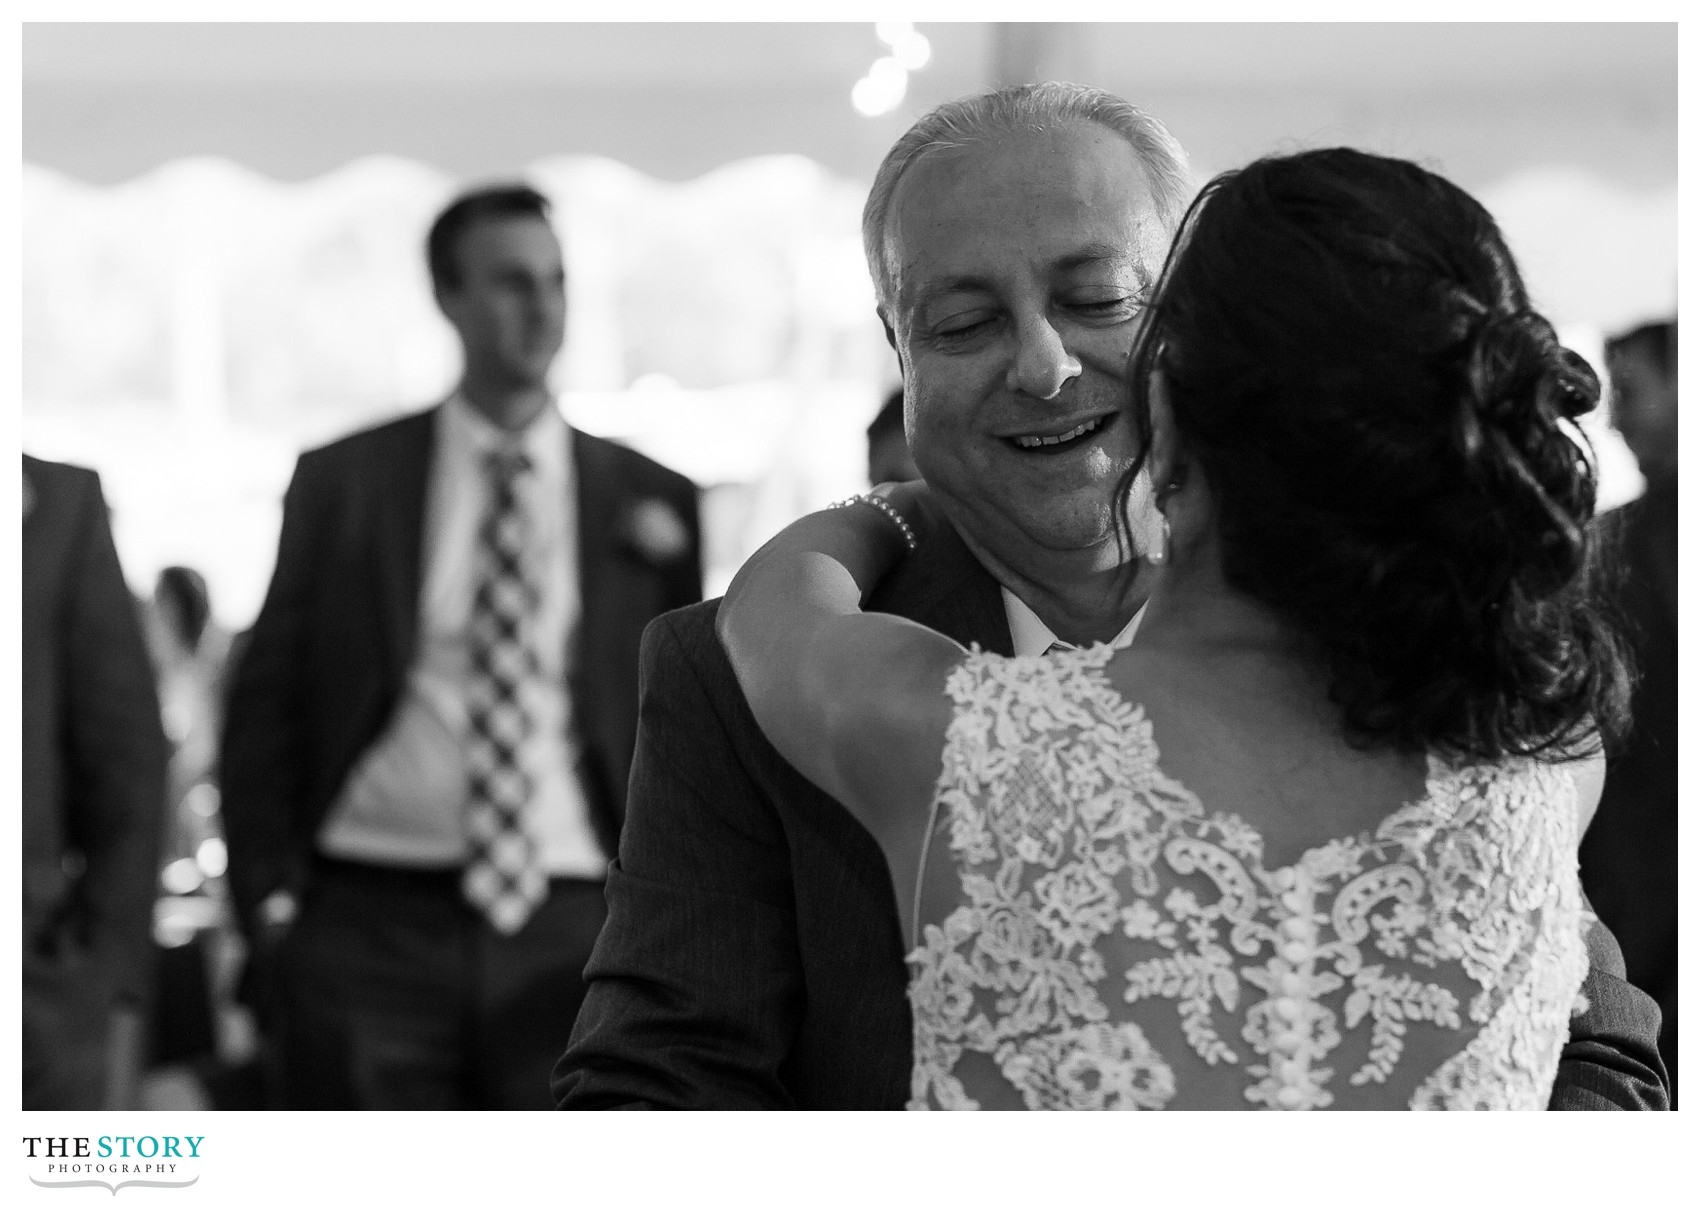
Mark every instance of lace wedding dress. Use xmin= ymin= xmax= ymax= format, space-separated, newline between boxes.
xmin=907 ymin=647 xmax=1592 ymax=1110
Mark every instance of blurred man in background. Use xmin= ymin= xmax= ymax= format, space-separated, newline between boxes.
xmin=1606 ymin=321 xmax=1679 ymax=489
xmin=866 ymin=386 xmax=920 ymax=486
xmin=221 ymin=182 xmax=702 ymax=1109
xmin=23 ymin=455 xmax=168 ymax=1109
xmin=1582 ymin=318 xmax=1679 ymax=1105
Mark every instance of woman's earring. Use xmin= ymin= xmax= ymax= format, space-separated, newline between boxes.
xmin=1148 ymin=511 xmax=1171 ymax=566
xmin=1148 ymin=477 xmax=1181 ymax=566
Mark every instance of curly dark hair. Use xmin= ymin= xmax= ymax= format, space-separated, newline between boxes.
xmin=1123 ymin=147 xmax=1631 ymax=761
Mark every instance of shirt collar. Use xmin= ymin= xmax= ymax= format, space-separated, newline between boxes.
xmin=442 ymin=391 xmax=568 ymax=478
xmin=1000 ymin=586 xmax=1145 ymax=657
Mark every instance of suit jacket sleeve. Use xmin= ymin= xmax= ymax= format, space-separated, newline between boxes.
xmin=554 ymin=608 xmax=804 ymax=1109
xmin=1547 ymin=912 xmax=1669 ymax=1109
xmin=61 ymin=471 xmax=169 ymax=1005
xmin=219 ymin=451 xmax=326 ymax=937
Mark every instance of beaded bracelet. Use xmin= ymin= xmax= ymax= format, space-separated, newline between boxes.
xmin=828 ymin=493 xmax=918 ymax=552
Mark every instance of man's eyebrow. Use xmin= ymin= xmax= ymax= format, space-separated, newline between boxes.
xmin=913 ymin=273 xmax=996 ymax=299
xmin=895 ymin=275 xmax=992 ymax=322
xmin=920 ymin=249 xmax=1139 ymax=294
xmin=1056 ymin=244 xmax=1139 ymax=273
xmin=900 ymin=245 xmax=1146 ymax=312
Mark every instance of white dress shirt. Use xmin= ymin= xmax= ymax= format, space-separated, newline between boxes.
xmin=317 ymin=395 xmax=606 ymax=878
xmin=1001 ymin=586 xmax=1144 ymax=657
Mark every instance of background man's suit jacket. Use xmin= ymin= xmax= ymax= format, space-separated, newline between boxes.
xmin=22 ymin=456 xmax=168 ymax=1107
xmin=556 ymin=511 xmax=1668 ymax=1109
xmin=1580 ymin=479 xmax=1679 ymax=1102
xmin=220 ymin=406 xmax=703 ymax=938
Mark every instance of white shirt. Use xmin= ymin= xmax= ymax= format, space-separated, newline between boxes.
xmin=317 ymin=395 xmax=606 ymax=877
xmin=1001 ymin=586 xmax=1144 ymax=657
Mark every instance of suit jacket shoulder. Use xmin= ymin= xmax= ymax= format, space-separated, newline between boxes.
xmin=573 ymin=427 xmax=698 ymax=502
xmin=286 ymin=407 xmax=437 ymax=505
xmin=23 ymin=455 xmax=101 ymax=533
xmin=299 ymin=405 xmax=436 ymax=464
xmin=24 ymin=452 xmax=98 ymax=488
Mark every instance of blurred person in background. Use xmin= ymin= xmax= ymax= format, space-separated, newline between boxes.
xmin=1582 ymin=319 xmax=1678 ymax=1105
xmin=866 ymin=386 xmax=921 ymax=487
xmin=557 ymin=82 xmax=1666 ymax=1109
xmin=149 ymin=565 xmax=234 ymax=821
xmin=23 ymin=455 xmax=168 ymax=1109
xmin=221 ymin=182 xmax=702 ymax=1109
xmin=138 ymin=565 xmax=260 ymax=1110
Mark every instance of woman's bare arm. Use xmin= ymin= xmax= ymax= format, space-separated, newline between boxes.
xmin=718 ymin=498 xmax=964 ymax=898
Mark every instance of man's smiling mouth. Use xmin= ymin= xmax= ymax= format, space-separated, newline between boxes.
xmin=1008 ymin=414 xmax=1111 ymax=451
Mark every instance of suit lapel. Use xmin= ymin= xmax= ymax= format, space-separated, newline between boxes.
xmin=569 ymin=428 xmax=630 ymax=834
xmin=571 ymin=426 xmax=623 ymax=687
xmin=375 ymin=409 xmax=438 ymax=679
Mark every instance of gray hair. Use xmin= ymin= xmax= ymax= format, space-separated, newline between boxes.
xmin=861 ymin=81 xmax=1194 ymax=313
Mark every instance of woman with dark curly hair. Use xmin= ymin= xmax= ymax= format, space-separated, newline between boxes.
xmin=718 ymin=147 xmax=1631 ymax=1109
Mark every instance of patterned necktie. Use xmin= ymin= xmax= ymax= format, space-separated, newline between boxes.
xmin=462 ymin=446 xmax=547 ymax=934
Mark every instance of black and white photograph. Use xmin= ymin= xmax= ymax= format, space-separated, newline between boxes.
xmin=15 ymin=10 xmax=1684 ymax=1205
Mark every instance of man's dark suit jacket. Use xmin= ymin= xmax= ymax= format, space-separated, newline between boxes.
xmin=555 ymin=516 xmax=1668 ymax=1109
xmin=22 ymin=456 xmax=168 ymax=1107
xmin=1581 ymin=478 xmax=1679 ymax=1101
xmin=220 ymin=406 xmax=703 ymax=939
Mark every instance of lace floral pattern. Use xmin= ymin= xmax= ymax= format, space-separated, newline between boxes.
xmin=907 ymin=646 xmax=1592 ymax=1110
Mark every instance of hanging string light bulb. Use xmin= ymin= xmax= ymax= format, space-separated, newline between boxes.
xmin=885 ymin=23 xmax=932 ymax=71
xmin=852 ymin=23 xmax=933 ymax=117
xmin=873 ymin=21 xmax=911 ymax=47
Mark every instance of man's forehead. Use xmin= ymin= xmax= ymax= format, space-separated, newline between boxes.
xmin=884 ymin=125 xmax=1161 ymax=298
xmin=464 ymin=213 xmax=557 ymax=245
xmin=887 ymin=202 xmax=1160 ymax=314
xmin=460 ymin=216 xmax=562 ymax=263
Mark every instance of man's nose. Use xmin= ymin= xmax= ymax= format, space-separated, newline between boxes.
xmin=1006 ymin=316 xmax=1083 ymax=400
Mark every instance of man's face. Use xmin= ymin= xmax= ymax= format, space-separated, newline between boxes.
xmin=884 ymin=121 xmax=1167 ymax=568
xmin=436 ymin=214 xmax=567 ymax=390
xmin=1609 ymin=348 xmax=1677 ymax=481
